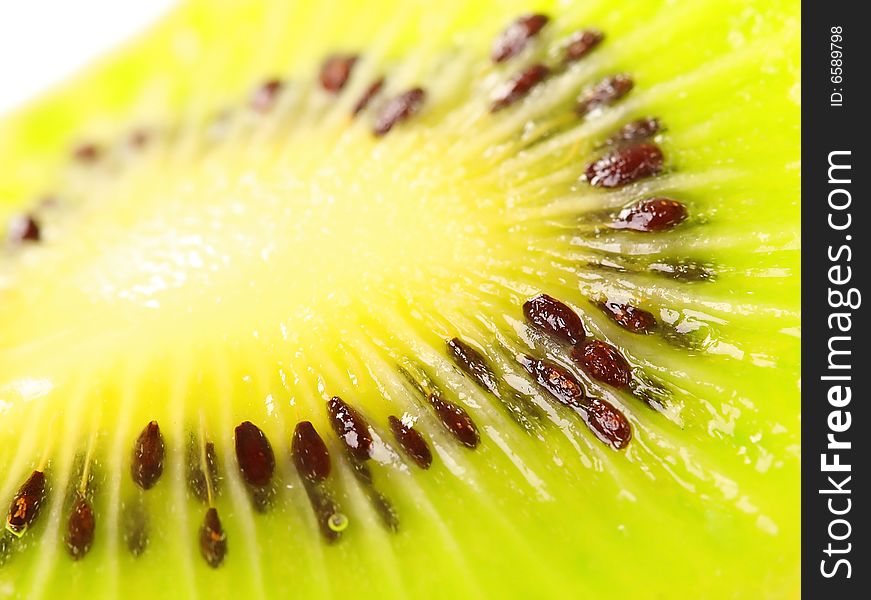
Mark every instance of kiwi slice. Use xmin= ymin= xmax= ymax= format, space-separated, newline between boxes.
xmin=0 ymin=0 xmax=799 ymax=598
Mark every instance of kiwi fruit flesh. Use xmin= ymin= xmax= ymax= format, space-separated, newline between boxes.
xmin=0 ymin=0 xmax=799 ymax=598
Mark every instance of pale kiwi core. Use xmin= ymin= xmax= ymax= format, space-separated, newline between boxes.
xmin=1 ymin=133 xmax=514 ymax=404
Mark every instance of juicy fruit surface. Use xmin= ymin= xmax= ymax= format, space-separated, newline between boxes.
xmin=0 ymin=0 xmax=799 ymax=598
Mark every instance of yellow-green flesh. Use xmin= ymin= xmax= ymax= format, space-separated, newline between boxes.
xmin=0 ymin=0 xmax=799 ymax=598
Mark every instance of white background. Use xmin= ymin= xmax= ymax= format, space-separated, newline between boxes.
xmin=0 ymin=0 xmax=175 ymax=114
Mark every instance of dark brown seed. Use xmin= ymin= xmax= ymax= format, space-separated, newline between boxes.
xmin=73 ymin=144 xmax=100 ymax=162
xmin=572 ymin=340 xmax=632 ymax=388
xmin=250 ymin=79 xmax=284 ymax=113
xmin=519 ymin=357 xmax=631 ymax=449
xmin=427 ymin=393 xmax=480 ymax=449
xmin=599 ymin=301 xmax=657 ymax=334
xmin=65 ymin=493 xmax=95 ymax=560
xmin=292 ymin=421 xmax=332 ymax=483
xmin=7 ymin=214 xmax=41 ymax=244
xmin=491 ymin=14 xmax=549 ymax=63
xmin=6 ymin=470 xmax=46 ymax=535
xmin=123 ymin=500 xmax=148 ymax=556
xmin=585 ymin=142 xmax=664 ymax=188
xmin=352 ymin=77 xmax=384 ymax=116
xmin=199 ymin=508 xmax=227 ymax=568
xmin=576 ymin=74 xmax=634 ymax=116
xmin=373 ymin=88 xmax=425 ymax=136
xmin=519 ymin=355 xmax=585 ymax=407
xmin=564 ymin=29 xmax=604 ymax=63
xmin=447 ymin=338 xmax=498 ymax=394
xmin=234 ymin=421 xmax=275 ymax=487
xmin=320 ymin=54 xmax=358 ymax=93
xmin=523 ymin=294 xmax=587 ymax=346
xmin=607 ymin=117 xmax=661 ymax=145
xmin=578 ymin=396 xmax=632 ymax=450
xmin=388 ymin=416 xmax=432 ymax=469
xmin=131 ymin=421 xmax=165 ymax=490
xmin=128 ymin=129 xmax=150 ymax=148
xmin=326 ymin=397 xmax=373 ymax=461
xmin=612 ymin=197 xmax=688 ymax=232
xmin=490 ymin=63 xmax=550 ymax=112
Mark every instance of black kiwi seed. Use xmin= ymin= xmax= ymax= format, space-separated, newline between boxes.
xmin=388 ymin=416 xmax=432 ymax=470
xmin=234 ymin=421 xmax=275 ymax=487
xmin=523 ymin=294 xmax=587 ymax=346
xmin=576 ymin=74 xmax=634 ymax=116
xmin=519 ymin=356 xmax=632 ymax=449
xmin=611 ymin=197 xmax=688 ymax=232
xmin=326 ymin=396 xmax=373 ymax=461
xmin=491 ymin=14 xmax=549 ymax=63
xmin=199 ymin=508 xmax=227 ymax=568
xmin=131 ymin=421 xmax=165 ymax=490
xmin=373 ymin=88 xmax=426 ymax=136
xmin=447 ymin=337 xmax=499 ymax=394
xmin=578 ymin=397 xmax=632 ymax=450
xmin=291 ymin=424 xmax=347 ymax=543
xmin=572 ymin=340 xmax=632 ymax=388
xmin=6 ymin=470 xmax=46 ymax=535
xmin=249 ymin=79 xmax=284 ymax=113
xmin=72 ymin=143 xmax=101 ymax=163
xmin=490 ymin=63 xmax=550 ymax=112
xmin=352 ymin=77 xmax=384 ymax=116
xmin=519 ymin=355 xmax=585 ymax=408
xmin=7 ymin=214 xmax=41 ymax=244
xmin=563 ymin=29 xmax=604 ymax=63
xmin=598 ymin=300 xmax=657 ymax=334
xmin=606 ymin=117 xmax=662 ymax=145
xmin=292 ymin=421 xmax=332 ymax=483
xmin=320 ymin=54 xmax=358 ymax=93
xmin=65 ymin=493 xmax=95 ymax=560
xmin=427 ymin=392 xmax=480 ymax=449
xmin=290 ymin=421 xmax=348 ymax=543
xmin=128 ymin=129 xmax=150 ymax=148
xmin=585 ymin=142 xmax=664 ymax=188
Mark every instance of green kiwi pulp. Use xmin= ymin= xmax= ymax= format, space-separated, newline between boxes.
xmin=0 ymin=0 xmax=799 ymax=598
